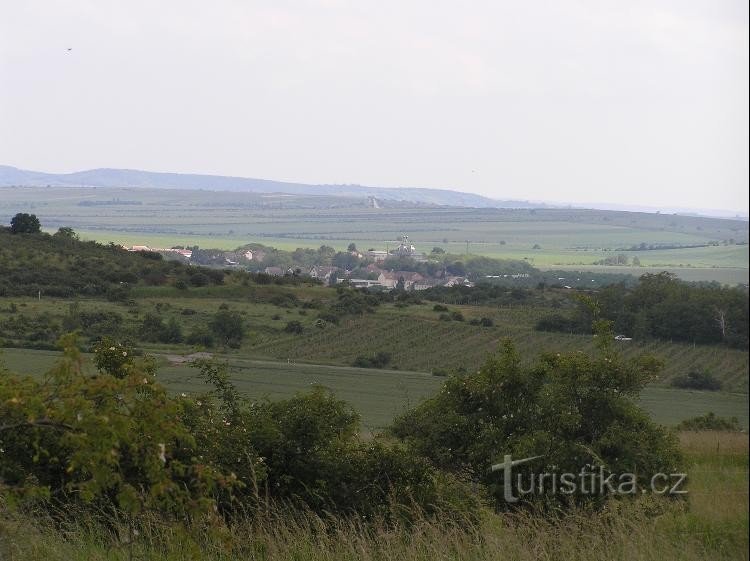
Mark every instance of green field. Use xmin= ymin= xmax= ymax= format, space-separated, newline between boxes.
xmin=2 ymin=184 xmax=747 ymax=284
xmin=3 ymin=292 xmax=748 ymax=393
xmin=3 ymin=347 xmax=746 ymax=430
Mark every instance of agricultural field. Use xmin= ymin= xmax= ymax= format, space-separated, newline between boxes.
xmin=2 ymin=286 xmax=747 ymax=431
xmin=2 ymin=185 xmax=747 ymax=284
xmin=2 ymin=292 xmax=747 ymax=391
xmin=1 ymin=346 xmax=747 ymax=431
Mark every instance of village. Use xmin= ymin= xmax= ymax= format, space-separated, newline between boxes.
xmin=124 ymin=235 xmax=478 ymax=291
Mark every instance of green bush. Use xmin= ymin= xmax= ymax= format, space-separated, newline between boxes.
xmin=352 ymin=352 xmax=392 ymax=369
xmin=677 ymin=412 xmax=741 ymax=432
xmin=283 ymin=320 xmax=304 ymax=334
xmin=671 ymin=370 xmax=722 ymax=391
xmin=0 ymin=338 xmax=477 ymax=522
xmin=391 ymin=331 xmax=682 ymax=509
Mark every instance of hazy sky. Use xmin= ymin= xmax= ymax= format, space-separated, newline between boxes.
xmin=1 ymin=1 xmax=748 ymax=212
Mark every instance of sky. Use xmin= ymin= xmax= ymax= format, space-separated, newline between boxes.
xmin=1 ymin=1 xmax=748 ymax=213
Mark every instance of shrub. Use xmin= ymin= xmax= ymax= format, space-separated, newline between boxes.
xmin=671 ymin=370 xmax=722 ymax=391
xmin=210 ymin=309 xmax=245 ymax=348
xmin=317 ymin=312 xmax=340 ymax=325
xmin=0 ymin=335 xmax=228 ymax=517
xmin=677 ymin=412 xmax=741 ymax=432
xmin=352 ymin=352 xmax=392 ymax=369
xmin=284 ymin=320 xmax=304 ymax=334
xmin=535 ymin=313 xmax=576 ymax=332
xmin=391 ymin=330 xmax=683 ymax=509
xmin=186 ymin=328 xmax=215 ymax=348
xmin=450 ymin=311 xmax=464 ymax=322
xmin=433 ymin=304 xmax=449 ymax=312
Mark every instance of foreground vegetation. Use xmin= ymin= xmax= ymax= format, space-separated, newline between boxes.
xmin=1 ymin=430 xmax=746 ymax=561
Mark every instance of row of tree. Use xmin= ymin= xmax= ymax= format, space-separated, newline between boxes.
xmin=535 ymin=273 xmax=748 ymax=348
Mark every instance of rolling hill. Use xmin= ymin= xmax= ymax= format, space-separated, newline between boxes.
xmin=0 ymin=165 xmax=543 ymax=208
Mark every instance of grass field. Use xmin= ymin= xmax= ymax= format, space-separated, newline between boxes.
xmin=3 ymin=347 xmax=746 ymax=431
xmin=2 ymin=185 xmax=747 ymax=284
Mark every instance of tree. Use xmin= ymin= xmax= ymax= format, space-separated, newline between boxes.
xmin=431 ymin=247 xmax=445 ymax=254
xmin=395 ymin=276 xmax=406 ymax=291
xmin=391 ymin=329 xmax=682 ymax=508
xmin=10 ymin=213 xmax=41 ymax=234
xmin=210 ymin=309 xmax=246 ymax=348
xmin=347 ymin=242 xmax=358 ymax=252
xmin=53 ymin=227 xmax=79 ymax=240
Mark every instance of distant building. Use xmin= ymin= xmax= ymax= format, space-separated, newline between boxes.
xmin=342 ymin=278 xmax=385 ymax=289
xmin=391 ymin=234 xmax=417 ymax=257
xmin=378 ymin=270 xmax=425 ymax=290
xmin=263 ymin=266 xmax=285 ymax=276
xmin=308 ymin=266 xmax=340 ymax=282
xmin=442 ymin=276 xmax=474 ymax=288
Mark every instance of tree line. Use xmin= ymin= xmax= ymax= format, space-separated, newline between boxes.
xmin=535 ymin=272 xmax=748 ymax=348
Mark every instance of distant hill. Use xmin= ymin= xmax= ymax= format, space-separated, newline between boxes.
xmin=0 ymin=165 xmax=543 ymax=209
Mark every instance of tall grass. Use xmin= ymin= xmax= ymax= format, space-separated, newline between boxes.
xmin=1 ymin=431 xmax=746 ymax=561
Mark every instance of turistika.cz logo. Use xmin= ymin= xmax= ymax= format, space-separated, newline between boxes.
xmin=490 ymin=454 xmax=687 ymax=503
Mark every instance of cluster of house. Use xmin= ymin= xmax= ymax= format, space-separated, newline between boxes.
xmin=260 ymin=264 xmax=473 ymax=291
xmin=125 ymin=245 xmax=193 ymax=258
xmin=124 ymin=235 xmax=473 ymax=291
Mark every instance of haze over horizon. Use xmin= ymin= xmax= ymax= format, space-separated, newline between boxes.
xmin=1 ymin=1 xmax=748 ymax=213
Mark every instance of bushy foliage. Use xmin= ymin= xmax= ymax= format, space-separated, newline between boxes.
xmin=9 ymin=213 xmax=41 ymax=234
xmin=670 ymin=370 xmax=722 ymax=391
xmin=677 ymin=412 xmax=741 ymax=432
xmin=0 ymin=227 xmax=224 ymax=297
xmin=209 ymin=309 xmax=245 ymax=348
xmin=535 ymin=273 xmax=748 ymax=349
xmin=352 ymin=352 xmax=392 ymax=369
xmin=283 ymin=320 xmax=304 ymax=334
xmin=0 ymin=338 xmax=477 ymax=522
xmin=141 ymin=314 xmax=183 ymax=344
xmin=390 ymin=325 xmax=683 ymax=508
xmin=0 ymin=335 xmax=229 ymax=517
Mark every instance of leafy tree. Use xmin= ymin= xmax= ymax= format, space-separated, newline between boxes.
xmin=92 ymin=337 xmax=137 ymax=378
xmin=210 ymin=309 xmax=246 ymax=348
xmin=53 ymin=226 xmax=79 ymax=240
xmin=670 ymin=370 xmax=722 ymax=391
xmin=347 ymin=242 xmax=357 ymax=252
xmin=0 ymin=335 xmax=229 ymax=517
xmin=352 ymin=352 xmax=392 ymax=369
xmin=677 ymin=412 xmax=740 ymax=432
xmin=10 ymin=213 xmax=41 ymax=234
xmin=391 ymin=327 xmax=682 ymax=508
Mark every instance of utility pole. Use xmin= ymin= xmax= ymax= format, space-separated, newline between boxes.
xmin=465 ymin=240 xmax=469 ymax=255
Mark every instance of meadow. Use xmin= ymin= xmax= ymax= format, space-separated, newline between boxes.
xmin=2 ymin=184 xmax=747 ymax=284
